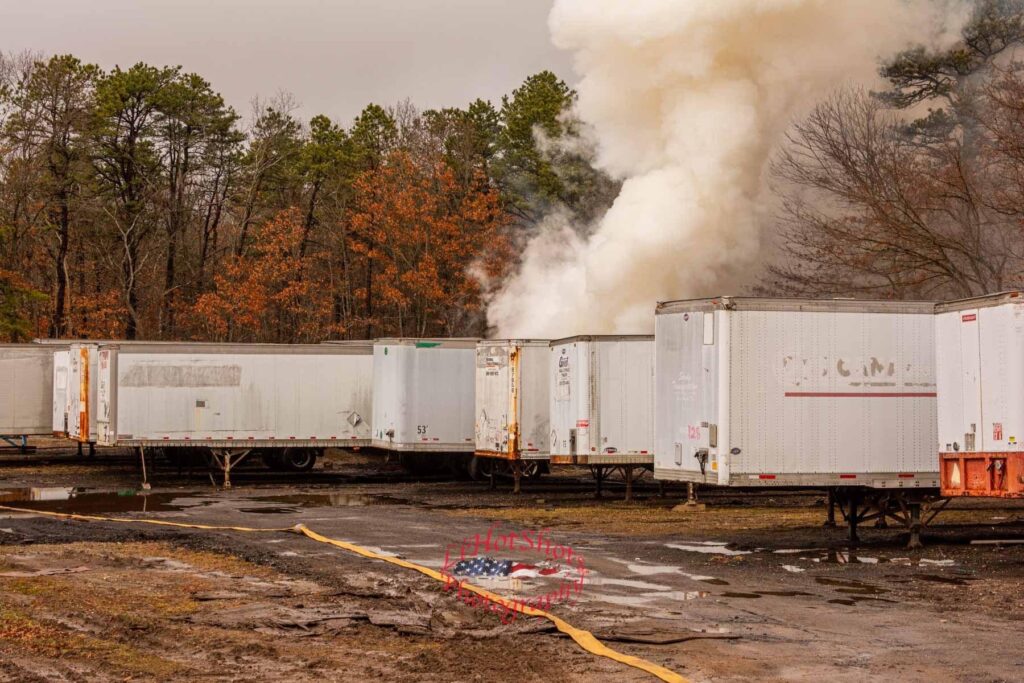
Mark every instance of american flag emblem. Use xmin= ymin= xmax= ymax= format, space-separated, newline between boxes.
xmin=451 ymin=556 xmax=561 ymax=578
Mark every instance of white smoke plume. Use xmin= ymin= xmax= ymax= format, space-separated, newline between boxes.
xmin=488 ymin=0 xmax=968 ymax=337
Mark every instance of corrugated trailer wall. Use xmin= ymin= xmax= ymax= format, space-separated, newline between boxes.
xmin=549 ymin=336 xmax=654 ymax=466
xmin=655 ymin=298 xmax=938 ymax=488
xmin=0 ymin=345 xmax=61 ymax=436
xmin=96 ymin=343 xmax=373 ymax=447
xmin=937 ymin=292 xmax=1024 ymax=497
xmin=371 ymin=338 xmax=477 ymax=452
xmin=474 ymin=340 xmax=549 ymax=461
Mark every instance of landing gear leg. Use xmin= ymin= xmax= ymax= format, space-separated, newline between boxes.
xmin=139 ymin=446 xmax=151 ymax=490
xmin=848 ymin=492 xmax=860 ymax=545
xmin=907 ymin=503 xmax=923 ymax=550
xmin=512 ymin=460 xmax=522 ymax=495
xmin=824 ymin=488 xmax=837 ymax=528
xmin=624 ymin=466 xmax=635 ymax=502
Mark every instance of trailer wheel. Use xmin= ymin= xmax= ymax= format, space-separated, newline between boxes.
xmin=522 ymin=461 xmax=546 ymax=480
xmin=467 ymin=455 xmax=494 ymax=481
xmin=281 ymin=447 xmax=318 ymax=472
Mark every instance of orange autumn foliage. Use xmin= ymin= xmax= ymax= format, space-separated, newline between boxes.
xmin=192 ymin=208 xmax=333 ymax=342
xmin=348 ymin=151 xmax=511 ymax=337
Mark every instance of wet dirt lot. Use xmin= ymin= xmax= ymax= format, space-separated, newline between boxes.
xmin=2 ymin=444 xmax=1024 ymax=682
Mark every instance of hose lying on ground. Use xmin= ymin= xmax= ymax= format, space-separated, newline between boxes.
xmin=0 ymin=504 xmax=688 ymax=683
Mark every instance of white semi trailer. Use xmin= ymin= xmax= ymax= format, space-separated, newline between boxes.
xmin=0 ymin=344 xmax=62 ymax=451
xmin=474 ymin=339 xmax=549 ymax=492
xmin=935 ymin=291 xmax=1024 ymax=499
xmin=371 ymin=338 xmax=477 ymax=454
xmin=654 ymin=297 xmax=939 ymax=545
xmin=95 ymin=342 xmax=373 ymax=485
xmin=548 ymin=335 xmax=654 ymax=499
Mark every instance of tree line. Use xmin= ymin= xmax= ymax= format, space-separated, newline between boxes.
xmin=0 ymin=59 xmax=615 ymax=342
xmin=4 ymin=1 xmax=1024 ymax=342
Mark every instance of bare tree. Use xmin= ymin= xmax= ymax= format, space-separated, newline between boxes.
xmin=766 ymin=88 xmax=1022 ymax=299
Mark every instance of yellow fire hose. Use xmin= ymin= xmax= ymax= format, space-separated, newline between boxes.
xmin=0 ymin=504 xmax=687 ymax=683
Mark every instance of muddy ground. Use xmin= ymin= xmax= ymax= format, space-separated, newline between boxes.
xmin=1 ymin=443 xmax=1023 ymax=682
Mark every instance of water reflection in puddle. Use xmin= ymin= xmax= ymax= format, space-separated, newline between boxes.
xmin=0 ymin=487 xmax=209 ymax=513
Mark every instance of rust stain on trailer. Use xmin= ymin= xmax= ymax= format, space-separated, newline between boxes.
xmin=121 ymin=364 xmax=242 ymax=388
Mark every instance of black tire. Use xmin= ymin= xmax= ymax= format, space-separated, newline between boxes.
xmin=467 ymin=455 xmax=495 ymax=481
xmin=281 ymin=447 xmax=318 ymax=472
xmin=523 ymin=461 xmax=546 ymax=480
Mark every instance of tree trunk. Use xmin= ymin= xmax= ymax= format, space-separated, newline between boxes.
xmin=50 ymin=198 xmax=70 ymax=338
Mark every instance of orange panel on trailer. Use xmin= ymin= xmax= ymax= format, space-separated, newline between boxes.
xmin=940 ymin=453 xmax=1024 ymax=497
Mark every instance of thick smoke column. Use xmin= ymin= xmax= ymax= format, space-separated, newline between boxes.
xmin=489 ymin=0 xmax=966 ymax=337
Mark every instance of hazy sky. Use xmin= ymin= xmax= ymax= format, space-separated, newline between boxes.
xmin=0 ymin=0 xmax=573 ymax=123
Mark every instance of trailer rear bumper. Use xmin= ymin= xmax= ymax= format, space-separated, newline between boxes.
xmin=655 ymin=468 xmax=939 ymax=488
xmin=551 ymin=453 xmax=654 ymax=466
xmin=941 ymin=452 xmax=1024 ymax=497
xmin=474 ymin=449 xmax=549 ymax=461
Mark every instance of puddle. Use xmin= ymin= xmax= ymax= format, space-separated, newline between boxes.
xmin=238 ymin=507 xmax=300 ymax=515
xmin=815 ymin=550 xmax=887 ymax=565
xmin=721 ymin=592 xmax=762 ymax=599
xmin=666 ymin=542 xmax=751 ymax=556
xmin=606 ymin=559 xmax=730 ymax=585
xmin=588 ymin=577 xmax=672 ymax=591
xmin=773 ymin=549 xmax=815 ymax=555
xmin=828 ymin=596 xmax=896 ymax=606
xmin=247 ymin=493 xmax=386 ymax=508
xmin=0 ymin=487 xmax=208 ymax=513
xmin=756 ymin=590 xmax=814 ymax=597
xmin=815 ymin=577 xmax=889 ymax=596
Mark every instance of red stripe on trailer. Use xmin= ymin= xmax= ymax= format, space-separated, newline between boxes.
xmin=527 ymin=448 xmax=539 ymax=452
xmin=898 ymin=473 xmax=915 ymax=478
xmin=759 ymin=474 xmax=776 ymax=480
xmin=289 ymin=436 xmax=296 ymax=440
xmin=640 ymin=450 xmax=648 ymax=454
xmin=310 ymin=437 xmax=317 ymax=440
xmin=163 ymin=436 xmax=169 ymax=440
xmin=839 ymin=474 xmax=857 ymax=479
xmin=962 ymin=313 xmax=977 ymax=322
xmin=248 ymin=436 xmax=254 ymax=440
xmin=184 ymin=437 xmax=191 ymax=441
xmin=784 ymin=392 xmax=936 ymax=398
xmin=226 ymin=436 xmax=233 ymax=440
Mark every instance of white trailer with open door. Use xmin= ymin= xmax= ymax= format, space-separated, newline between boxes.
xmin=474 ymin=339 xmax=549 ymax=492
xmin=655 ymin=297 xmax=939 ymax=545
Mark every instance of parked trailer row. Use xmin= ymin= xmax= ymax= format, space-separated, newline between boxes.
xmin=5 ymin=292 xmax=1021 ymax=516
